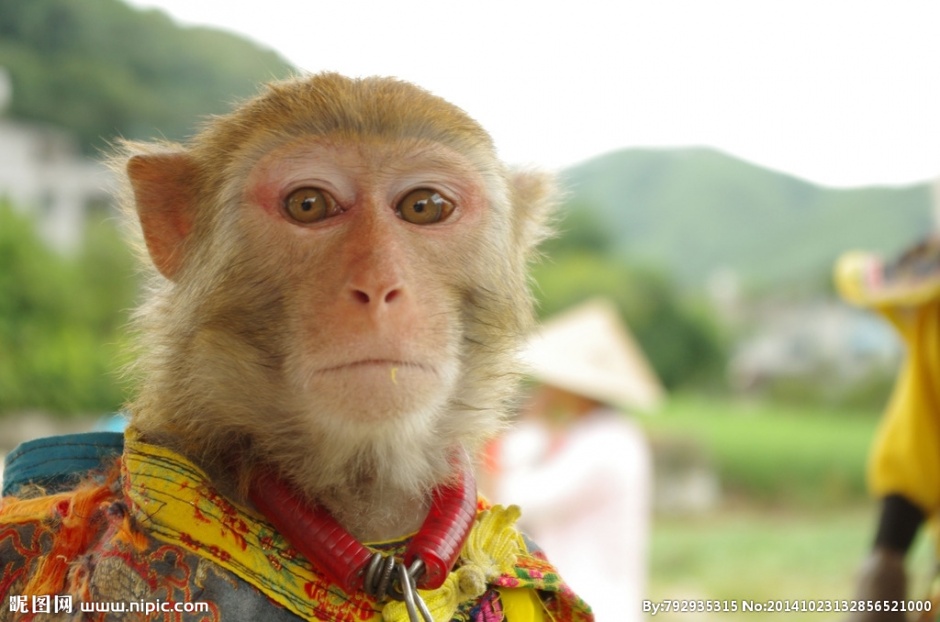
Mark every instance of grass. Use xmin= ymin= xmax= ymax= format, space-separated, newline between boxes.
xmin=648 ymin=506 xmax=935 ymax=622
xmin=638 ymin=397 xmax=935 ymax=621
xmin=642 ymin=396 xmax=881 ymax=507
xmin=650 ymin=507 xmax=864 ymax=608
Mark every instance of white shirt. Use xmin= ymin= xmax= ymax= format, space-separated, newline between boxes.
xmin=494 ymin=410 xmax=651 ymax=622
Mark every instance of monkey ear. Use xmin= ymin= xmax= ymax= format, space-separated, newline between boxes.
xmin=509 ymin=169 xmax=559 ymax=255
xmin=127 ymin=152 xmax=197 ymax=280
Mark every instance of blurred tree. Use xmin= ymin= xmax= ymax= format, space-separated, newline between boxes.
xmin=534 ymin=205 xmax=728 ymax=390
xmin=0 ymin=202 xmax=136 ymax=415
xmin=540 ymin=201 xmax=619 ymax=258
xmin=0 ymin=0 xmax=293 ymax=152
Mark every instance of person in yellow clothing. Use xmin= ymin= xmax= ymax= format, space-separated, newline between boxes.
xmin=836 ymin=236 xmax=940 ymax=621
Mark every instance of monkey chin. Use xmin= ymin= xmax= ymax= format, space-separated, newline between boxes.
xmin=291 ymin=358 xmax=460 ymax=428
xmin=260 ymin=359 xmax=463 ymax=507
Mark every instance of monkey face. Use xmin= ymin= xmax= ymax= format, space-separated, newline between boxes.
xmin=121 ymin=74 xmax=554 ymax=511
xmin=234 ymin=136 xmax=490 ymax=431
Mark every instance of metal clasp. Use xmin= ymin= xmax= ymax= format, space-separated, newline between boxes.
xmin=395 ymin=560 xmax=433 ymax=622
xmin=363 ymin=554 xmax=433 ymax=622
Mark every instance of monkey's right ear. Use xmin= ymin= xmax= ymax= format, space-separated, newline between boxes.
xmin=127 ymin=153 xmax=196 ymax=280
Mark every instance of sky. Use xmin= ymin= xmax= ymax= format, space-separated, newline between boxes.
xmin=125 ymin=0 xmax=940 ymax=189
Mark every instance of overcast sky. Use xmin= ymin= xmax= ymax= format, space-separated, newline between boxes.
xmin=125 ymin=0 xmax=940 ymax=189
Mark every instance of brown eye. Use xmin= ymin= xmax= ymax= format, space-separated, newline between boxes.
xmin=397 ymin=189 xmax=454 ymax=225
xmin=284 ymin=187 xmax=337 ymax=224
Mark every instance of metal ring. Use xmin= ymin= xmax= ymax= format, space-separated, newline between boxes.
xmin=363 ymin=552 xmax=397 ymax=601
xmin=376 ymin=555 xmax=397 ymax=600
xmin=389 ymin=557 xmax=428 ymax=601
xmin=363 ymin=553 xmax=385 ymax=598
xmin=363 ymin=554 xmax=431 ymax=615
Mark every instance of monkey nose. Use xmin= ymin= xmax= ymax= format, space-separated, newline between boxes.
xmin=350 ymin=284 xmax=403 ymax=306
xmin=345 ymin=257 xmax=406 ymax=308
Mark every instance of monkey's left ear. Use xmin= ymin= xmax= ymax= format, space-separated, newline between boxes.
xmin=509 ymin=170 xmax=559 ymax=256
xmin=127 ymin=152 xmax=197 ymax=281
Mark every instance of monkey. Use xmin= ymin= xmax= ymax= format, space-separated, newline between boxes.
xmin=0 ymin=74 xmax=593 ymax=622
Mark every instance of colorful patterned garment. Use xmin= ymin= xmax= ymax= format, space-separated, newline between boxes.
xmin=0 ymin=431 xmax=593 ymax=621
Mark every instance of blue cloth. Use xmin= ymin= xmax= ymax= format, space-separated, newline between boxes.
xmin=2 ymin=432 xmax=124 ymax=497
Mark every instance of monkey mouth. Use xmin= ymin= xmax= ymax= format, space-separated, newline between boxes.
xmin=317 ymin=359 xmax=432 ymax=374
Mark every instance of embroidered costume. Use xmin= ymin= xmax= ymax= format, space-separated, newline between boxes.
xmin=0 ymin=431 xmax=592 ymax=621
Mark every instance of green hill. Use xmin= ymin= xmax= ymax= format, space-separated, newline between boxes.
xmin=0 ymin=0 xmax=294 ymax=152
xmin=0 ymin=1 xmax=928 ymax=297
xmin=561 ymin=148 xmax=932 ymax=292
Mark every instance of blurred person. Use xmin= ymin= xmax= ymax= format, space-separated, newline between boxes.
xmin=836 ymin=235 xmax=940 ymax=621
xmin=483 ymin=299 xmax=661 ymax=622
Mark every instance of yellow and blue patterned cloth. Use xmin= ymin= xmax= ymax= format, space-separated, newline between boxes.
xmin=0 ymin=430 xmax=593 ymax=621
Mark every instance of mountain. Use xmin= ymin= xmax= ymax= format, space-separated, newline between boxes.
xmin=0 ymin=0 xmax=294 ymax=152
xmin=561 ymin=148 xmax=932 ymax=292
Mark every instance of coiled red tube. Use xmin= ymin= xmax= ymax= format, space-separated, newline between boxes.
xmin=405 ymin=465 xmax=477 ymax=590
xmin=250 ymin=461 xmax=477 ymax=596
xmin=250 ymin=472 xmax=372 ymax=594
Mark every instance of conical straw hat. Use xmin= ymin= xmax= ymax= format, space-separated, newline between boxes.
xmin=521 ymin=298 xmax=664 ymax=413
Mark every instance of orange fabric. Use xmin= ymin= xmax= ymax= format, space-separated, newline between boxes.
xmin=0 ymin=469 xmax=119 ymax=598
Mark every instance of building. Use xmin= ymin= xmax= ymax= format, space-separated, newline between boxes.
xmin=0 ymin=68 xmax=115 ymax=252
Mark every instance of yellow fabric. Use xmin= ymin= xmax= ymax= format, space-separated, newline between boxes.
xmin=835 ymin=252 xmax=940 ymax=514
xmin=123 ymin=430 xmax=352 ymax=620
xmin=867 ymin=300 xmax=940 ymax=514
xmin=499 ymin=588 xmax=548 ymax=622
xmin=382 ymin=505 xmax=528 ymax=621
xmin=122 ymin=429 xmax=550 ymax=621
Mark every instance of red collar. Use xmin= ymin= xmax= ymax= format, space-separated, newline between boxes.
xmin=249 ymin=465 xmax=476 ymax=599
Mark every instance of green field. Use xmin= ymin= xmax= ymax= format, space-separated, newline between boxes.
xmin=648 ymin=507 xmax=938 ymax=621
xmin=641 ymin=398 xmax=936 ymax=621
xmin=643 ymin=397 xmax=881 ymax=506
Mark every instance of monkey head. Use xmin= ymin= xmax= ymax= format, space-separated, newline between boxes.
xmin=118 ymin=73 xmax=555 ymax=538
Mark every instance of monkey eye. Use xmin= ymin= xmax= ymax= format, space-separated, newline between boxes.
xmin=284 ymin=187 xmax=339 ymax=224
xmin=397 ymin=189 xmax=455 ymax=225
